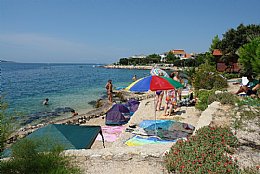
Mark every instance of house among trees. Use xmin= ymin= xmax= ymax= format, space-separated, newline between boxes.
xmin=170 ymin=49 xmax=194 ymax=60
xmin=170 ymin=49 xmax=186 ymax=58
xmin=213 ymin=49 xmax=240 ymax=73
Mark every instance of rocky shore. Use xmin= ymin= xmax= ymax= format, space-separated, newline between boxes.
xmin=5 ymin=90 xmax=155 ymax=148
xmin=66 ymin=81 xmax=260 ymax=173
xmin=4 ymin=81 xmax=260 ymax=173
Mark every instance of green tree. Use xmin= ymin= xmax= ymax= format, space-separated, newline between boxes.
xmin=119 ymin=58 xmax=128 ymax=65
xmin=219 ymin=24 xmax=260 ymax=55
xmin=209 ymin=35 xmax=221 ymax=52
xmin=238 ymin=37 xmax=260 ymax=75
xmin=146 ymin=54 xmax=161 ymax=64
xmin=193 ymin=60 xmax=227 ymax=90
xmin=165 ymin=51 xmax=176 ymax=63
xmin=194 ymin=52 xmax=216 ymax=66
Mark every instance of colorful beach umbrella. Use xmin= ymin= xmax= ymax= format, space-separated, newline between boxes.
xmin=125 ymin=75 xmax=184 ymax=137
xmin=126 ymin=75 xmax=183 ymax=92
xmin=150 ymin=67 xmax=169 ymax=77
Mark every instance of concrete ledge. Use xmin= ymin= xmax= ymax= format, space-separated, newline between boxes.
xmin=193 ymin=101 xmax=221 ymax=134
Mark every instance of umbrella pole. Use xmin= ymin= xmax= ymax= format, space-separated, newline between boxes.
xmin=154 ymin=96 xmax=157 ymax=138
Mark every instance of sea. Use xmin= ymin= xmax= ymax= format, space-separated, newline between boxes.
xmin=1 ymin=63 xmax=150 ymax=126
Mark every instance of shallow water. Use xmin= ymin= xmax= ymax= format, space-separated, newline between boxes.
xmin=1 ymin=63 xmax=149 ymax=125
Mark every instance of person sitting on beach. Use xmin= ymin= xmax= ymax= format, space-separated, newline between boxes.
xmin=71 ymin=110 xmax=78 ymax=117
xmin=105 ymin=79 xmax=113 ymax=103
xmin=42 ymin=98 xmax=49 ymax=105
xmin=235 ymin=75 xmax=259 ymax=96
xmin=163 ymin=90 xmax=177 ymax=116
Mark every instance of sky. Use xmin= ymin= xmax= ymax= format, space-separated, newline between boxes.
xmin=0 ymin=0 xmax=260 ymax=63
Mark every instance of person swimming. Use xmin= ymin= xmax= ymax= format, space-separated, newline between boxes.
xmin=42 ymin=98 xmax=49 ymax=105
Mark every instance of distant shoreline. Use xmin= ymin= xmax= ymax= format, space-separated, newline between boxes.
xmin=102 ymin=64 xmax=178 ymax=71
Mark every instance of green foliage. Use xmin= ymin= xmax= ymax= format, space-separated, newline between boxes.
xmin=195 ymin=90 xmax=238 ymax=111
xmin=219 ymin=24 xmax=260 ymax=55
xmin=209 ymin=35 xmax=221 ymax=52
xmin=222 ymin=73 xmax=240 ymax=79
xmin=118 ymin=58 xmax=128 ymax=65
xmin=195 ymin=90 xmax=215 ymax=111
xmin=194 ymin=52 xmax=216 ymax=66
xmin=238 ymin=37 xmax=260 ymax=75
xmin=146 ymin=54 xmax=161 ymax=64
xmin=0 ymin=97 xmax=11 ymax=154
xmin=241 ymin=166 xmax=260 ymax=174
xmin=208 ymin=92 xmax=238 ymax=105
xmin=232 ymin=99 xmax=260 ymax=130
xmin=118 ymin=54 xmax=162 ymax=65
xmin=238 ymin=97 xmax=260 ymax=107
xmin=193 ymin=61 xmax=227 ymax=90
xmin=183 ymin=67 xmax=196 ymax=84
xmin=0 ymin=138 xmax=80 ymax=174
xmin=165 ymin=51 xmax=176 ymax=63
xmin=164 ymin=126 xmax=239 ymax=173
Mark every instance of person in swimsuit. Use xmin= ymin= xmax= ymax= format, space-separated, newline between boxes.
xmin=155 ymin=72 xmax=165 ymax=111
xmin=105 ymin=80 xmax=113 ymax=103
xmin=155 ymin=90 xmax=164 ymax=111
xmin=42 ymin=98 xmax=49 ymax=105
xmin=163 ymin=90 xmax=177 ymax=116
xmin=132 ymin=74 xmax=137 ymax=82
xmin=173 ymin=71 xmax=183 ymax=101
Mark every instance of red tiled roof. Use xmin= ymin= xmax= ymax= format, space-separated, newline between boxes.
xmin=171 ymin=49 xmax=186 ymax=55
xmin=184 ymin=53 xmax=191 ymax=58
xmin=213 ymin=49 xmax=222 ymax=56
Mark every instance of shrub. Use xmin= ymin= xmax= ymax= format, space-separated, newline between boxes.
xmin=208 ymin=92 xmax=238 ymax=105
xmin=193 ymin=61 xmax=228 ymax=90
xmin=222 ymin=73 xmax=240 ymax=79
xmin=195 ymin=90 xmax=215 ymax=111
xmin=0 ymin=97 xmax=11 ymax=154
xmin=0 ymin=138 xmax=80 ymax=174
xmin=164 ymin=126 xmax=239 ymax=173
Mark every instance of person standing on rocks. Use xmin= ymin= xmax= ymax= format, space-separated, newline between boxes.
xmin=105 ymin=79 xmax=113 ymax=103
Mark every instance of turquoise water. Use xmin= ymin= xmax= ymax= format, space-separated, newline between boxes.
xmin=1 ymin=63 xmax=149 ymax=124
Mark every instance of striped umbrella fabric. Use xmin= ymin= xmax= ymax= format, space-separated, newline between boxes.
xmin=150 ymin=68 xmax=169 ymax=77
xmin=126 ymin=75 xmax=183 ymax=92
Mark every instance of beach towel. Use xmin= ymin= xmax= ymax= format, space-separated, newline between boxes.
xmin=96 ymin=125 xmax=125 ymax=142
xmin=136 ymin=120 xmax=194 ymax=140
xmin=125 ymin=135 xmax=176 ymax=146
